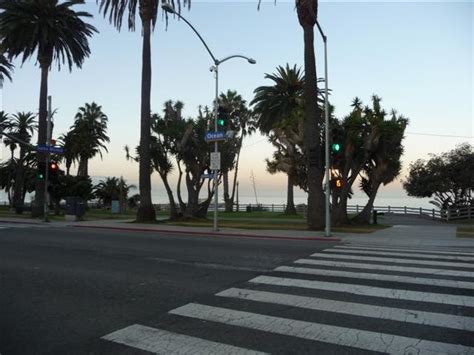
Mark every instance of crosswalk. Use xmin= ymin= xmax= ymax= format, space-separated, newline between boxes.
xmin=102 ymin=243 xmax=474 ymax=354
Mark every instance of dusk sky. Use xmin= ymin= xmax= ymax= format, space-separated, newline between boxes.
xmin=1 ymin=0 xmax=472 ymax=207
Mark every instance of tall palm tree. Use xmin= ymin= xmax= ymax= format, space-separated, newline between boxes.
xmin=57 ymin=131 xmax=77 ymax=176
xmin=0 ymin=0 xmax=97 ymax=217
xmin=98 ymin=0 xmax=189 ymax=222
xmin=97 ymin=0 xmax=191 ymax=222
xmin=295 ymin=0 xmax=325 ymax=229
xmin=70 ymin=102 xmax=110 ymax=177
xmin=252 ymin=65 xmax=305 ymax=214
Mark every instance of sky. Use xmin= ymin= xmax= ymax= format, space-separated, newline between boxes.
xmin=1 ymin=0 xmax=473 ymax=208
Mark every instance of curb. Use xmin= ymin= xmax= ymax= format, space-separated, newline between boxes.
xmin=72 ymin=225 xmax=341 ymax=242
xmin=0 ymin=219 xmax=45 ymax=225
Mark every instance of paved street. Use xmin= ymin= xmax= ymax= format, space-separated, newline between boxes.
xmin=1 ymin=222 xmax=474 ymax=354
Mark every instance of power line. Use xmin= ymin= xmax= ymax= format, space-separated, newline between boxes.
xmin=406 ymin=131 xmax=474 ymax=139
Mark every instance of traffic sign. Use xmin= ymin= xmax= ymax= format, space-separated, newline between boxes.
xmin=36 ymin=144 xmax=64 ymax=154
xmin=210 ymin=152 xmax=221 ymax=170
xmin=205 ymin=131 xmax=226 ymax=142
xmin=201 ymin=173 xmax=215 ymax=179
xmin=49 ymin=146 xmax=64 ymax=154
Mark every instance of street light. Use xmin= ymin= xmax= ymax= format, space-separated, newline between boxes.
xmin=315 ymin=20 xmax=331 ymax=238
xmin=162 ymin=2 xmax=256 ymax=232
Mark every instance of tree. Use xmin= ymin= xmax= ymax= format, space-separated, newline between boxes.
xmin=8 ymin=112 xmax=37 ymax=213
xmin=353 ymin=106 xmax=408 ymax=224
xmin=403 ymin=143 xmax=474 ymax=211
xmin=295 ymin=0 xmax=325 ymax=229
xmin=0 ymin=53 xmax=13 ymax=87
xmin=0 ymin=0 xmax=97 ymax=217
xmin=94 ymin=176 xmax=136 ymax=209
xmin=70 ymin=102 xmax=110 ymax=177
xmin=218 ymin=90 xmax=255 ymax=212
xmin=57 ymin=131 xmax=77 ymax=176
xmin=98 ymin=0 xmax=190 ymax=222
xmin=252 ymin=64 xmax=305 ymax=214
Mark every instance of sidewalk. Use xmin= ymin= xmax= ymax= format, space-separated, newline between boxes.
xmin=1 ymin=216 xmax=473 ymax=249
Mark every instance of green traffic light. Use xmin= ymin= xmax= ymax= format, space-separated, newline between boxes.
xmin=37 ymin=173 xmax=44 ymax=181
xmin=217 ymin=118 xmax=225 ymax=127
xmin=331 ymin=143 xmax=341 ymax=152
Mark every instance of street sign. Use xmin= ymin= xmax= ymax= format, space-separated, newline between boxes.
xmin=201 ymin=173 xmax=215 ymax=179
xmin=210 ymin=152 xmax=221 ymax=170
xmin=49 ymin=146 xmax=64 ymax=154
xmin=36 ymin=144 xmax=49 ymax=153
xmin=205 ymin=131 xmax=226 ymax=142
xmin=36 ymin=144 xmax=64 ymax=154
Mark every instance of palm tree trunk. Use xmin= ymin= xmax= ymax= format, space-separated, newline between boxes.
xmin=77 ymin=156 xmax=88 ymax=177
xmin=302 ymin=24 xmax=325 ymax=229
xmin=136 ymin=17 xmax=156 ymax=222
xmin=285 ymin=174 xmax=296 ymax=214
xmin=32 ymin=65 xmax=49 ymax=217
xmin=13 ymin=148 xmax=26 ymax=214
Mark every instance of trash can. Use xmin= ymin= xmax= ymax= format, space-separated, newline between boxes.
xmin=65 ymin=197 xmax=85 ymax=221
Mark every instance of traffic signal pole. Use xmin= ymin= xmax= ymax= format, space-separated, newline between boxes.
xmin=316 ymin=20 xmax=331 ymax=237
xmin=213 ymin=64 xmax=219 ymax=232
xmin=44 ymin=95 xmax=52 ymax=222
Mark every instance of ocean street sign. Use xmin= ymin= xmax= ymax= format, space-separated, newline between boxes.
xmin=205 ymin=131 xmax=226 ymax=142
xmin=36 ymin=145 xmax=64 ymax=155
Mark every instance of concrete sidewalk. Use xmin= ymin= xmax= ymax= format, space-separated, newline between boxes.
xmin=1 ymin=216 xmax=473 ymax=249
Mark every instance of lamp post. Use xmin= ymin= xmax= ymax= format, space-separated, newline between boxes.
xmin=315 ymin=20 xmax=331 ymax=237
xmin=162 ymin=3 xmax=255 ymax=232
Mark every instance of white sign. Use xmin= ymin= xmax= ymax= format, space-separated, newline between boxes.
xmin=210 ymin=152 xmax=221 ymax=170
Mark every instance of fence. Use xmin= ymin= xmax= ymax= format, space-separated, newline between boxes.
xmin=204 ymin=203 xmax=473 ymax=222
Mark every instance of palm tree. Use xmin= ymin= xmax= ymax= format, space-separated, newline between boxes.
xmin=252 ymin=65 xmax=305 ymax=214
xmin=57 ymin=131 xmax=77 ymax=176
xmin=70 ymin=102 xmax=110 ymax=177
xmin=98 ymin=0 xmax=190 ymax=222
xmin=295 ymin=0 xmax=325 ymax=229
xmin=0 ymin=0 xmax=97 ymax=217
xmin=0 ymin=53 xmax=13 ymax=87
xmin=9 ymin=112 xmax=37 ymax=213
xmin=94 ymin=176 xmax=136 ymax=209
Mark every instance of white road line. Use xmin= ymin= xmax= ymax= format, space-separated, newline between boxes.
xmin=170 ymin=303 xmax=474 ymax=355
xmin=295 ymin=258 xmax=474 ymax=278
xmin=217 ymin=288 xmax=474 ymax=331
xmin=275 ymin=265 xmax=474 ymax=290
xmin=310 ymin=253 xmax=474 ymax=268
xmin=102 ymin=324 xmax=267 ymax=355
xmin=249 ymin=276 xmax=474 ymax=307
xmin=339 ymin=245 xmax=474 ymax=256
xmin=325 ymin=249 xmax=474 ymax=262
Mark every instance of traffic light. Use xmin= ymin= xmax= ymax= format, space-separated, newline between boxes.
xmin=49 ymin=161 xmax=59 ymax=183
xmin=330 ymin=127 xmax=344 ymax=168
xmin=37 ymin=162 xmax=46 ymax=181
xmin=217 ymin=106 xmax=229 ymax=131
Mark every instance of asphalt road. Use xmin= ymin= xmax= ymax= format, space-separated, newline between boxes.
xmin=0 ymin=224 xmax=333 ymax=354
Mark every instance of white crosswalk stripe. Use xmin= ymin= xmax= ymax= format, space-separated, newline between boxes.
xmin=102 ymin=243 xmax=474 ymax=354
xmin=274 ymin=265 xmax=474 ymax=289
xmin=325 ymin=248 xmax=474 ymax=262
xmin=310 ymin=252 xmax=474 ymax=268
xmin=295 ymin=258 xmax=474 ymax=277
xmin=102 ymin=324 xmax=268 ymax=355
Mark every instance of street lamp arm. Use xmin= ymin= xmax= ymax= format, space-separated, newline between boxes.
xmin=164 ymin=8 xmax=217 ymax=64
xmin=217 ymin=54 xmax=256 ymax=65
xmin=316 ymin=20 xmax=327 ymax=43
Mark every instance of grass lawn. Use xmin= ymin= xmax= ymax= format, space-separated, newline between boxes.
xmin=0 ymin=205 xmax=388 ymax=233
